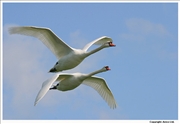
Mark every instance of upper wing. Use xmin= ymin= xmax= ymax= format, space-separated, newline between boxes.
xmin=9 ymin=26 xmax=73 ymax=59
xmin=34 ymin=73 xmax=70 ymax=106
xmin=82 ymin=76 xmax=117 ymax=109
xmin=83 ymin=36 xmax=112 ymax=52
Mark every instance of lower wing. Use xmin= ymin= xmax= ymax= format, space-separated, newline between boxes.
xmin=82 ymin=76 xmax=117 ymax=109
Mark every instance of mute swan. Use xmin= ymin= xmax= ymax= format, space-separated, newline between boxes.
xmin=9 ymin=26 xmax=116 ymax=72
xmin=34 ymin=66 xmax=117 ymax=109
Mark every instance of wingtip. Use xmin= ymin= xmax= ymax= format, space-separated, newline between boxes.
xmin=8 ymin=26 xmax=20 ymax=35
xmin=8 ymin=27 xmax=14 ymax=34
xmin=109 ymin=102 xmax=118 ymax=109
xmin=34 ymin=101 xmax=38 ymax=106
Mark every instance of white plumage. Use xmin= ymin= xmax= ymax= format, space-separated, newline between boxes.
xmin=34 ymin=66 xmax=117 ymax=109
xmin=9 ymin=26 xmax=116 ymax=72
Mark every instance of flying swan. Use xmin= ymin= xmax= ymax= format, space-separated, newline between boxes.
xmin=9 ymin=26 xmax=116 ymax=72
xmin=34 ymin=66 xmax=117 ymax=109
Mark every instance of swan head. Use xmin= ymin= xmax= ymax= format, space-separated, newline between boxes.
xmin=102 ymin=66 xmax=111 ymax=71
xmin=103 ymin=41 xmax=116 ymax=47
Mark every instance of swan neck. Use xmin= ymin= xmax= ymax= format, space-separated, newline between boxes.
xmin=85 ymin=45 xmax=105 ymax=57
xmin=87 ymin=69 xmax=104 ymax=77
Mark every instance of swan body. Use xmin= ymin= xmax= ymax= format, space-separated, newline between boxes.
xmin=57 ymin=73 xmax=85 ymax=91
xmin=55 ymin=49 xmax=85 ymax=71
xmin=9 ymin=26 xmax=116 ymax=72
xmin=34 ymin=66 xmax=117 ymax=109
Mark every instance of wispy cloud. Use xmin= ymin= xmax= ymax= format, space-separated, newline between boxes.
xmin=3 ymin=24 xmax=54 ymax=119
xmin=125 ymin=18 xmax=170 ymax=36
xmin=119 ymin=18 xmax=177 ymax=60
xmin=120 ymin=18 xmax=172 ymax=42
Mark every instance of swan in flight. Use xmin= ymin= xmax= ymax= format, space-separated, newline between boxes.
xmin=9 ymin=26 xmax=116 ymax=72
xmin=34 ymin=66 xmax=117 ymax=109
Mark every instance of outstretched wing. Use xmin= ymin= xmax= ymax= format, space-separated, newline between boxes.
xmin=34 ymin=74 xmax=59 ymax=106
xmin=82 ymin=76 xmax=117 ymax=109
xmin=83 ymin=36 xmax=112 ymax=52
xmin=34 ymin=73 xmax=70 ymax=106
xmin=9 ymin=26 xmax=73 ymax=59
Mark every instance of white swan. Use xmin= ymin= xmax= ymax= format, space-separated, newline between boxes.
xmin=34 ymin=66 xmax=117 ymax=109
xmin=9 ymin=26 xmax=116 ymax=72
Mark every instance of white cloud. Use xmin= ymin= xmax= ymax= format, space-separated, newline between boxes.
xmin=125 ymin=18 xmax=170 ymax=36
xmin=119 ymin=18 xmax=172 ymax=42
xmin=3 ymin=24 xmax=55 ymax=119
xmin=119 ymin=18 xmax=177 ymax=60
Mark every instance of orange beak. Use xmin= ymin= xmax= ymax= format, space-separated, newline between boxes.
xmin=110 ymin=42 xmax=116 ymax=47
xmin=106 ymin=66 xmax=111 ymax=70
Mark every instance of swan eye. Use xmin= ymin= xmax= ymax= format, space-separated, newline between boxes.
xmin=55 ymin=62 xmax=58 ymax=65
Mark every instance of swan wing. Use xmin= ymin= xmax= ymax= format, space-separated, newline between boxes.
xmin=34 ymin=74 xmax=59 ymax=106
xmin=82 ymin=76 xmax=117 ymax=109
xmin=9 ymin=26 xmax=73 ymax=59
xmin=34 ymin=73 xmax=70 ymax=106
xmin=83 ymin=36 xmax=112 ymax=52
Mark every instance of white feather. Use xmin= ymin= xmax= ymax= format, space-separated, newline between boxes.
xmin=9 ymin=26 xmax=115 ymax=72
xmin=82 ymin=76 xmax=117 ymax=109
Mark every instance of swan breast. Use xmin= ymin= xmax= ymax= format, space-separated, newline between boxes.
xmin=57 ymin=73 xmax=84 ymax=91
xmin=55 ymin=49 xmax=86 ymax=71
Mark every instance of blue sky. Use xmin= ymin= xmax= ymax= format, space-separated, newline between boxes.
xmin=2 ymin=2 xmax=178 ymax=121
